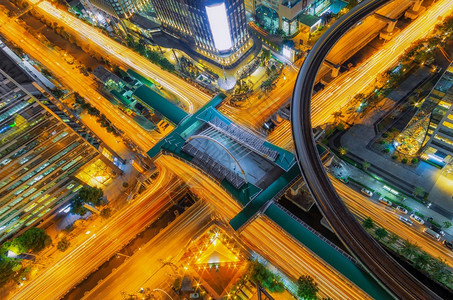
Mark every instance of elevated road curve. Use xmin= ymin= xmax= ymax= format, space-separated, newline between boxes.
xmin=291 ymin=0 xmax=442 ymax=299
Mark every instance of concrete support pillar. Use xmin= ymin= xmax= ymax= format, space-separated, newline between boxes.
xmin=331 ymin=65 xmax=340 ymax=78
xmin=386 ymin=20 xmax=397 ymax=33
xmin=412 ymin=0 xmax=423 ymax=12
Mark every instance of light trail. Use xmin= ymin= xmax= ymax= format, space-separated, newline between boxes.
xmin=0 ymin=10 xmax=161 ymax=153
xmin=332 ymin=177 xmax=453 ymax=266
xmin=9 ymin=163 xmax=181 ymax=300
xmin=27 ymin=0 xmax=211 ymax=113
xmin=157 ymin=155 xmax=371 ymax=299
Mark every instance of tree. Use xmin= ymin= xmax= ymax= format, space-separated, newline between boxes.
xmin=261 ymin=49 xmax=271 ymax=66
xmin=375 ymin=228 xmax=388 ymax=240
xmin=351 ymin=93 xmax=365 ymax=107
xmin=414 ymin=251 xmax=431 ymax=271
xmin=346 ymin=0 xmax=358 ymax=9
xmin=362 ymin=217 xmax=374 ymax=230
xmin=297 ymin=275 xmax=318 ymax=300
xmin=339 ymin=147 xmax=348 ymax=156
xmin=429 ymin=258 xmax=449 ymax=281
xmin=443 ymin=221 xmax=452 ymax=229
xmin=248 ymin=260 xmax=285 ymax=293
xmin=77 ymin=186 xmax=104 ymax=207
xmin=412 ymin=186 xmax=425 ymax=197
xmin=362 ymin=161 xmax=371 ymax=171
xmin=400 ymin=240 xmax=420 ymax=259
xmin=70 ymin=196 xmax=88 ymax=216
xmin=57 ymin=238 xmax=70 ymax=252
xmin=0 ymin=260 xmax=19 ymax=287
xmin=332 ymin=111 xmax=344 ymax=124
xmin=100 ymin=207 xmax=112 ymax=219
xmin=386 ymin=233 xmax=399 ymax=245
xmin=15 ymin=228 xmax=52 ymax=253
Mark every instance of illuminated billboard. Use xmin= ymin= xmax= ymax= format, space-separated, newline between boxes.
xmin=206 ymin=2 xmax=232 ymax=52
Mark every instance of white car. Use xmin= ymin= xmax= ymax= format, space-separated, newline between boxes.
xmin=379 ymin=197 xmax=392 ymax=206
xmin=409 ymin=213 xmax=425 ymax=225
xmin=399 ymin=216 xmax=413 ymax=226
xmin=360 ymin=188 xmax=373 ymax=197
xmin=396 ymin=206 xmax=408 ymax=214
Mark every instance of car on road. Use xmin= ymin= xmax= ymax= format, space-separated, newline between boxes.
xmin=424 ymin=228 xmax=441 ymax=240
xmin=409 ymin=213 xmax=425 ymax=225
xmin=443 ymin=240 xmax=453 ymax=250
xmin=379 ymin=197 xmax=392 ymax=206
xmin=361 ymin=188 xmax=373 ymax=197
xmin=430 ymin=225 xmax=445 ymax=236
xmin=396 ymin=206 xmax=408 ymax=214
xmin=399 ymin=216 xmax=413 ymax=226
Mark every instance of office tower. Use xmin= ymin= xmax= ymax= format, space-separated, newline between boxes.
xmin=244 ymin=0 xmax=255 ymax=16
xmin=150 ymin=0 xmax=251 ymax=66
xmin=0 ymin=49 xmax=101 ymax=242
xmin=255 ymin=0 xmax=330 ymax=36
xmin=421 ymin=64 xmax=453 ymax=168
xmin=396 ymin=64 xmax=453 ymax=168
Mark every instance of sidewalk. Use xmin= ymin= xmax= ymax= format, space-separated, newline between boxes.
xmin=328 ymin=157 xmax=453 ymax=238
xmin=332 ymin=67 xmax=448 ymax=208
xmin=326 ymin=65 xmax=453 ymax=233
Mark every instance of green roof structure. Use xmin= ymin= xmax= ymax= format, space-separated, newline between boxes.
xmin=133 ymin=85 xmax=188 ymax=125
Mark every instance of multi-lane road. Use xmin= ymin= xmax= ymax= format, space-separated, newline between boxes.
xmin=291 ymin=0 xmax=446 ymax=298
xmin=27 ymin=0 xmax=211 ymax=113
xmin=0 ymin=9 xmax=160 ymax=153
xmin=225 ymin=0 xmax=453 ymax=151
xmin=6 ymin=154 xmax=372 ymax=299
xmin=157 ymin=155 xmax=372 ymax=299
xmin=9 ymin=164 xmax=179 ymax=300
xmin=83 ymin=200 xmax=214 ymax=300
xmin=310 ymin=0 xmax=453 ymax=128
xmin=333 ymin=177 xmax=453 ymax=267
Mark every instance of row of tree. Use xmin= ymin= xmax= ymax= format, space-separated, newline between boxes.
xmin=401 ymin=14 xmax=453 ymax=66
xmin=74 ymin=93 xmax=121 ymax=137
xmin=126 ymin=37 xmax=175 ymax=72
xmin=247 ymin=260 xmax=320 ymax=299
xmin=362 ymin=217 xmax=453 ymax=285
xmin=335 ymin=14 xmax=453 ymax=128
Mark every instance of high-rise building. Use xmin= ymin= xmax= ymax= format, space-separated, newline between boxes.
xmin=421 ymin=65 xmax=453 ymax=167
xmin=396 ymin=64 xmax=453 ymax=168
xmin=0 ymin=49 xmax=101 ymax=242
xmin=244 ymin=0 xmax=255 ymax=16
xmin=89 ymin=0 xmax=153 ymax=18
xmin=150 ymin=0 xmax=252 ymax=66
xmin=254 ymin=0 xmax=332 ymax=36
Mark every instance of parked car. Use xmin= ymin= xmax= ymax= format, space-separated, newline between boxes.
xmin=409 ymin=213 xmax=425 ymax=225
xmin=430 ymin=225 xmax=445 ymax=236
xmin=361 ymin=188 xmax=373 ymax=197
xmin=396 ymin=206 xmax=408 ymax=214
xmin=443 ymin=240 xmax=453 ymax=250
xmin=263 ymin=119 xmax=276 ymax=132
xmin=335 ymin=175 xmax=349 ymax=184
xmin=379 ymin=197 xmax=392 ymax=206
xmin=399 ymin=216 xmax=413 ymax=226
